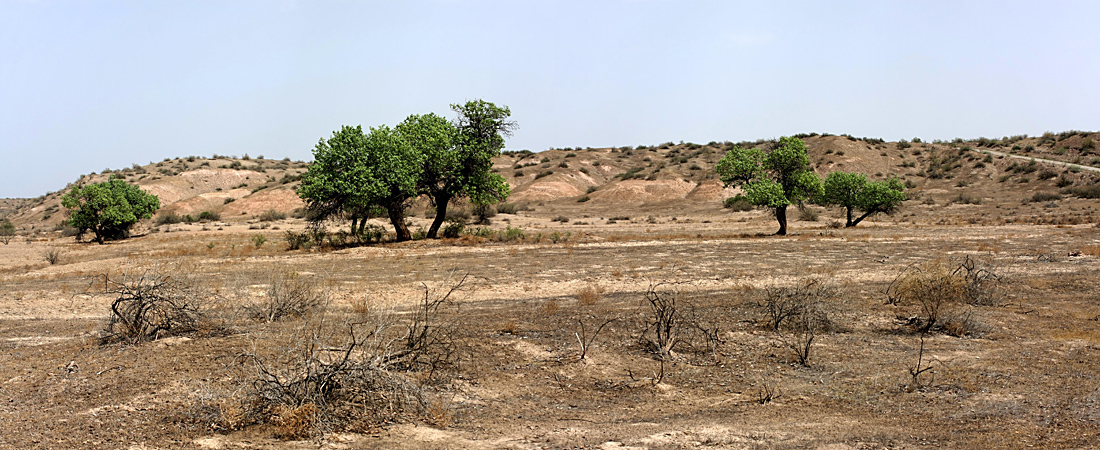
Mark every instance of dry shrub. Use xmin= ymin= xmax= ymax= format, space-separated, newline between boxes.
xmin=273 ymin=403 xmax=319 ymax=440
xmin=539 ymin=298 xmax=560 ymax=317
xmin=101 ymin=265 xmax=216 ymax=344
xmin=1081 ymin=244 xmax=1100 ymax=257
xmin=577 ymin=284 xmax=600 ymax=305
xmin=44 ymin=248 xmax=63 ymax=265
xmin=640 ymin=283 xmax=681 ymax=360
xmin=499 ymin=320 xmax=518 ymax=335
xmin=237 ymin=274 xmax=466 ymax=438
xmin=886 ymin=257 xmax=998 ymax=334
xmin=762 ymin=279 xmax=836 ymax=366
xmin=246 ymin=271 xmax=327 ymax=323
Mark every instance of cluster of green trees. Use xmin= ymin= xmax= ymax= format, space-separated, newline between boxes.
xmin=717 ymin=136 xmax=907 ymax=235
xmin=297 ymin=100 xmax=515 ymax=241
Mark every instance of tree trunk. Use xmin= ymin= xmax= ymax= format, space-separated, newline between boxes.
xmin=425 ymin=193 xmax=452 ymax=239
xmin=386 ymin=205 xmax=412 ymax=242
xmin=845 ymin=207 xmax=855 ymax=227
xmin=775 ymin=206 xmax=788 ymax=236
xmin=350 ymin=217 xmax=359 ymax=235
xmin=849 ymin=210 xmax=874 ymax=228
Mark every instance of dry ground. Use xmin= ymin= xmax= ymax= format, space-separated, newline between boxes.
xmin=1 ymin=211 xmax=1099 ymax=449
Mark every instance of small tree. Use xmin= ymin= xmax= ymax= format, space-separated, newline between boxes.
xmin=716 ymin=136 xmax=822 ymax=235
xmin=61 ymin=176 xmax=160 ymax=244
xmin=820 ymin=172 xmax=906 ymax=227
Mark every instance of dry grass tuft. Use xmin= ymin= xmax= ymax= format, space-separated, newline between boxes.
xmin=577 ymin=284 xmax=601 ymax=305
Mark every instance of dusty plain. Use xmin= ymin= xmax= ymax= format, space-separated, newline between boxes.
xmin=1 ymin=211 xmax=1100 ymax=449
xmin=2 ymin=134 xmax=1100 ymax=449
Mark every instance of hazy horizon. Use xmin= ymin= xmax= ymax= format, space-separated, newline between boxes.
xmin=3 ymin=1 xmax=1099 ymax=198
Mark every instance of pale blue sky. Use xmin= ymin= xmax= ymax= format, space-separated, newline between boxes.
xmin=2 ymin=1 xmax=1098 ymax=198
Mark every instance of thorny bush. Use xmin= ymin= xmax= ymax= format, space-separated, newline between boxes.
xmin=231 ymin=273 xmax=467 ymax=438
xmin=101 ymin=266 xmax=218 ymax=344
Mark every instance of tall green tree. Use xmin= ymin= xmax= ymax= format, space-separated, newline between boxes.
xmin=297 ymin=125 xmax=424 ymax=242
xmin=360 ymin=125 xmax=423 ymax=241
xmin=406 ymin=100 xmax=515 ymax=239
xmin=61 ymin=176 xmax=160 ymax=244
xmin=820 ymin=172 xmax=906 ymax=227
xmin=716 ymin=136 xmax=822 ymax=235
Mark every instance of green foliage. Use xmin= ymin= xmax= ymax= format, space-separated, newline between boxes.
xmin=1030 ymin=192 xmax=1062 ymax=203
xmin=820 ymin=172 xmax=907 ymax=227
xmin=723 ymin=194 xmax=754 ymax=211
xmin=447 ymin=100 xmax=514 ymax=207
xmin=197 ymin=211 xmax=220 ymax=222
xmin=298 ymin=100 xmax=515 ymax=242
xmin=298 ymin=125 xmax=423 ymax=241
xmin=61 ymin=177 xmax=161 ymax=243
xmin=441 ymin=219 xmax=465 ymax=239
xmin=716 ymin=137 xmax=822 ymax=234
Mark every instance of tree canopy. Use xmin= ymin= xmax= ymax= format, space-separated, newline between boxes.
xmin=298 ymin=99 xmax=515 ymax=242
xmin=820 ymin=172 xmax=906 ymax=227
xmin=716 ymin=136 xmax=822 ymax=235
xmin=412 ymin=100 xmax=514 ymax=238
xmin=298 ymin=125 xmax=423 ymax=242
xmin=61 ymin=176 xmax=160 ymax=244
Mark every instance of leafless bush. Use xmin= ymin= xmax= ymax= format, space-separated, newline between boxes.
xmin=574 ymin=316 xmax=616 ymax=360
xmin=246 ymin=271 xmax=327 ymax=323
xmin=243 ymin=316 xmax=433 ymax=438
xmin=237 ymin=274 xmax=466 ymax=438
xmin=101 ymin=266 xmax=215 ymax=344
xmin=391 ymin=273 xmax=466 ymax=375
xmin=763 ymin=279 xmax=836 ymax=366
xmin=762 ymin=279 xmax=832 ymax=331
xmin=640 ymin=283 xmax=681 ymax=360
xmin=952 ymin=254 xmax=1004 ymax=306
xmin=44 ymin=247 xmax=63 ymax=265
xmin=756 ymin=371 xmax=780 ymax=404
xmin=887 ymin=259 xmax=989 ymax=334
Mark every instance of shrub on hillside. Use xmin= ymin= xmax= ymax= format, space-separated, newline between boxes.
xmin=259 ymin=209 xmax=287 ymax=222
xmin=723 ymin=195 xmax=754 ymax=211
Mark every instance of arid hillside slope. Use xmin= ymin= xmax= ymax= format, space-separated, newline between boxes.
xmin=4 ymin=131 xmax=1100 ymax=235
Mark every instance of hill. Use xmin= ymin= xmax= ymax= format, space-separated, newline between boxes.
xmin=4 ymin=132 xmax=1100 ymax=236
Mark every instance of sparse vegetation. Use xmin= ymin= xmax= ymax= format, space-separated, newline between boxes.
xmin=258 ymin=209 xmax=287 ymax=222
xmin=0 ymin=219 xmax=14 ymax=244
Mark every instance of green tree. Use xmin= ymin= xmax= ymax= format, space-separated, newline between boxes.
xmin=298 ymin=125 xmax=424 ymax=242
xmin=406 ymin=100 xmax=515 ymax=239
xmin=716 ymin=136 xmax=822 ymax=235
xmin=61 ymin=176 xmax=160 ymax=244
xmin=820 ymin=172 xmax=906 ymax=227
xmin=297 ymin=125 xmax=380 ymax=235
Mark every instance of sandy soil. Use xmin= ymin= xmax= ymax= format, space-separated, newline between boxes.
xmin=1 ymin=211 xmax=1099 ymax=449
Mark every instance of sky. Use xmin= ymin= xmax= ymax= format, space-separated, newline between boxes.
xmin=2 ymin=1 xmax=1099 ymax=198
